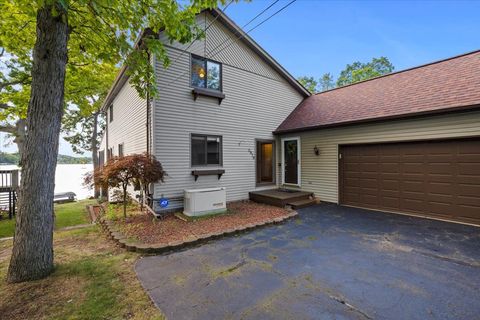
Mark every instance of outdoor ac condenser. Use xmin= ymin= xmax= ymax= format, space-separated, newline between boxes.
xmin=183 ymin=187 xmax=227 ymax=217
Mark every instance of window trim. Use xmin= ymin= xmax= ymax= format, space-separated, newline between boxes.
xmin=190 ymin=133 xmax=223 ymax=167
xmin=190 ymin=54 xmax=223 ymax=92
xmin=255 ymin=139 xmax=276 ymax=186
xmin=118 ymin=143 xmax=124 ymax=157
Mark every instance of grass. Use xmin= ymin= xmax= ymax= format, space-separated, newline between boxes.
xmin=0 ymin=225 xmax=164 ymax=320
xmin=0 ymin=199 xmax=96 ymax=238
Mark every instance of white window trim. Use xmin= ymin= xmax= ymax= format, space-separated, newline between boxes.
xmin=281 ymin=136 xmax=301 ymax=187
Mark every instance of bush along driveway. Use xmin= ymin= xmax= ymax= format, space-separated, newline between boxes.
xmin=135 ymin=203 xmax=480 ymax=320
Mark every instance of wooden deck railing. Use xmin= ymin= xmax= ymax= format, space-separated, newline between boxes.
xmin=0 ymin=170 xmax=19 ymax=191
xmin=0 ymin=170 xmax=19 ymax=219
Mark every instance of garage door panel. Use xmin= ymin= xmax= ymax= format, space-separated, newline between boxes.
xmin=427 ymin=202 xmax=454 ymax=217
xmin=340 ymin=138 xmax=480 ymax=225
xmin=379 ymin=164 xmax=400 ymax=174
xmin=457 ymin=183 xmax=480 ymax=197
xmin=459 ymin=205 xmax=480 ymax=221
xmin=381 ymin=196 xmax=401 ymax=209
xmin=427 ymin=182 xmax=454 ymax=194
xmin=457 ymin=195 xmax=480 ymax=207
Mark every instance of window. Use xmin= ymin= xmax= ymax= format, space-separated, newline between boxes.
xmin=109 ymin=105 xmax=113 ymax=122
xmin=107 ymin=148 xmax=113 ymax=160
xmin=98 ymin=150 xmax=105 ymax=167
xmin=118 ymin=143 xmax=124 ymax=157
xmin=191 ymin=55 xmax=222 ymax=91
xmin=191 ymin=134 xmax=222 ymax=166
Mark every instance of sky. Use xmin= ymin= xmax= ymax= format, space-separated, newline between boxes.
xmin=1 ymin=0 xmax=479 ymax=156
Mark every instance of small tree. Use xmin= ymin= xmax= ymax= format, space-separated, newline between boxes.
xmin=132 ymin=153 xmax=166 ymax=210
xmin=100 ymin=156 xmax=139 ymax=219
xmin=86 ymin=153 xmax=166 ymax=217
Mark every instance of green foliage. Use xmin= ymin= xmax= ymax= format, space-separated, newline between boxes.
xmin=1 ymin=0 xmax=229 ymax=154
xmin=298 ymin=57 xmax=394 ymax=94
xmin=336 ymin=56 xmax=394 ymax=87
xmin=0 ymin=152 xmax=91 ymax=165
xmin=319 ymin=73 xmax=334 ymax=92
xmin=297 ymin=76 xmax=318 ymax=94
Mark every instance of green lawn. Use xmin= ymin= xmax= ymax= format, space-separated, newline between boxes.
xmin=0 ymin=199 xmax=96 ymax=238
xmin=0 ymin=226 xmax=164 ymax=319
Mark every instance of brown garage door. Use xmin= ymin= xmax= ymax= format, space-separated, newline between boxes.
xmin=339 ymin=138 xmax=480 ymax=225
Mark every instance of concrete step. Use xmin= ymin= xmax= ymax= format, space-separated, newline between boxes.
xmin=287 ymin=198 xmax=316 ymax=209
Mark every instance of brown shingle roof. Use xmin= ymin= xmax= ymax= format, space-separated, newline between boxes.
xmin=275 ymin=50 xmax=480 ymax=134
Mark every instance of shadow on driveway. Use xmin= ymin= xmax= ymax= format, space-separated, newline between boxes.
xmin=135 ymin=203 xmax=480 ymax=320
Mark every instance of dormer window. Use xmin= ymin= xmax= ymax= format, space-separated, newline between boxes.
xmin=191 ymin=55 xmax=222 ymax=91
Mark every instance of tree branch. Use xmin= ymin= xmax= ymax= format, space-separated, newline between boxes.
xmin=0 ymin=77 xmax=31 ymax=90
xmin=0 ymin=124 xmax=16 ymax=134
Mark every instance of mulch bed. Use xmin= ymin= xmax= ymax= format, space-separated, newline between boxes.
xmin=111 ymin=201 xmax=290 ymax=245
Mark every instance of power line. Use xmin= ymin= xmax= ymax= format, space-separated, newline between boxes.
xmin=166 ymin=0 xmax=297 ymax=87
xmin=206 ymin=0 xmax=280 ymax=58
xmin=168 ymin=0 xmax=234 ymax=68
xmin=208 ymin=0 xmax=297 ymax=59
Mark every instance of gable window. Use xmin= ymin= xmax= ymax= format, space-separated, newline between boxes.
xmin=191 ymin=55 xmax=222 ymax=91
xmin=191 ymin=134 xmax=222 ymax=166
xmin=109 ymin=105 xmax=113 ymax=122
xmin=118 ymin=143 xmax=124 ymax=157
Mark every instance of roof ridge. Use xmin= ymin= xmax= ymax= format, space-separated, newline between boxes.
xmin=315 ymin=48 xmax=480 ymax=96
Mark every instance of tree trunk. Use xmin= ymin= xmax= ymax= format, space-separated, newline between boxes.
xmin=91 ymin=112 xmax=100 ymax=198
xmin=123 ymin=185 xmax=127 ymax=219
xmin=7 ymin=5 xmax=68 ymax=283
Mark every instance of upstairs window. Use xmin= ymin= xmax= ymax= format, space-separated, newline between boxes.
xmin=191 ymin=134 xmax=222 ymax=166
xmin=191 ymin=55 xmax=222 ymax=91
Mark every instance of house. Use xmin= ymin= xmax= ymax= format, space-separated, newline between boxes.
xmin=275 ymin=50 xmax=480 ymax=225
xmin=98 ymin=8 xmax=480 ymax=226
xmin=98 ymin=9 xmax=310 ymax=210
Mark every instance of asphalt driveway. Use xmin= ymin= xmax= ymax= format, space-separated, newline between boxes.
xmin=135 ymin=203 xmax=480 ymax=320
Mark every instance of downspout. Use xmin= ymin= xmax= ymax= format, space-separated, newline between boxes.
xmin=105 ymin=110 xmax=109 ymax=158
xmin=146 ymin=49 xmax=151 ymax=155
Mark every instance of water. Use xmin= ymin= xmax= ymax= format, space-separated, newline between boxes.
xmin=0 ymin=164 xmax=94 ymax=200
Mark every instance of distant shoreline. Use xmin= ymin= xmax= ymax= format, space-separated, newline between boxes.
xmin=0 ymin=153 xmax=92 ymax=165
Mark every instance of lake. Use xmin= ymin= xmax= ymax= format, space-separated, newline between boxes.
xmin=0 ymin=164 xmax=94 ymax=200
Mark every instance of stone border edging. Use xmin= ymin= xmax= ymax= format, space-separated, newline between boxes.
xmin=90 ymin=205 xmax=298 ymax=255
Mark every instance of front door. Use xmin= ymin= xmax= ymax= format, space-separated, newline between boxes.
xmin=256 ymin=140 xmax=274 ymax=184
xmin=282 ymin=138 xmax=300 ymax=185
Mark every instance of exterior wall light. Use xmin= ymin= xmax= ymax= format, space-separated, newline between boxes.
xmin=313 ymin=145 xmax=320 ymax=156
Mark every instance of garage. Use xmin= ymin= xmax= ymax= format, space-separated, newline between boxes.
xmin=275 ymin=50 xmax=480 ymax=225
xmin=339 ymin=138 xmax=480 ymax=224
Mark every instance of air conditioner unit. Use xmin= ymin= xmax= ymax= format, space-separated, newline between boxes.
xmin=184 ymin=187 xmax=227 ymax=217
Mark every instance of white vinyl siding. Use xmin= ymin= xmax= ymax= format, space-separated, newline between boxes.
xmin=106 ymin=81 xmax=147 ymax=156
xmin=279 ymin=110 xmax=480 ymax=204
xmin=152 ymin=12 xmax=304 ymax=207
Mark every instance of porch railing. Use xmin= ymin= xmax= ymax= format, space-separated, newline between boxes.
xmin=0 ymin=170 xmax=19 ymax=219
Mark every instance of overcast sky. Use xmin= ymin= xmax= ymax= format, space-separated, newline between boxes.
xmin=2 ymin=0 xmax=479 ymax=157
